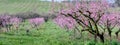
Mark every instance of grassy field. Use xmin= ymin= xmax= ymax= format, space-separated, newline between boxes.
xmin=0 ymin=0 xmax=62 ymax=14
xmin=0 ymin=20 xmax=120 ymax=45
xmin=0 ymin=0 xmax=120 ymax=45
xmin=0 ymin=0 xmax=119 ymax=14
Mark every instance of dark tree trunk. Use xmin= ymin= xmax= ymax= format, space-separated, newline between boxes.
xmin=115 ymin=29 xmax=120 ymax=38
xmin=98 ymin=33 xmax=104 ymax=43
xmin=108 ymin=30 xmax=112 ymax=38
xmin=94 ymin=34 xmax=97 ymax=42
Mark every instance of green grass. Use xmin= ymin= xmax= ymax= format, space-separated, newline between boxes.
xmin=0 ymin=0 xmax=120 ymax=45
xmin=0 ymin=0 xmax=62 ymax=14
xmin=0 ymin=21 xmax=120 ymax=45
xmin=0 ymin=0 xmax=119 ymax=14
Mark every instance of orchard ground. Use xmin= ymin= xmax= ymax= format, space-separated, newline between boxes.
xmin=0 ymin=0 xmax=62 ymax=14
xmin=0 ymin=0 xmax=120 ymax=45
xmin=0 ymin=0 xmax=120 ymax=14
xmin=0 ymin=20 xmax=120 ymax=45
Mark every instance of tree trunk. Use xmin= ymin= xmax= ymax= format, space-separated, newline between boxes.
xmin=98 ymin=33 xmax=104 ymax=43
xmin=94 ymin=34 xmax=97 ymax=42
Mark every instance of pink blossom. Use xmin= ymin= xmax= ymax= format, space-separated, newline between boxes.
xmin=29 ymin=18 xmax=45 ymax=27
xmin=99 ymin=12 xmax=118 ymax=26
xmin=9 ymin=17 xmax=22 ymax=29
xmin=9 ymin=17 xmax=22 ymax=25
xmin=54 ymin=15 xmax=76 ymax=30
xmin=0 ymin=15 xmax=11 ymax=26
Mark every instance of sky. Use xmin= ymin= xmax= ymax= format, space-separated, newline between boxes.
xmin=40 ymin=0 xmax=115 ymax=3
xmin=107 ymin=0 xmax=115 ymax=3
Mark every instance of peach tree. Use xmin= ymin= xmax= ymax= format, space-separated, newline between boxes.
xmin=54 ymin=0 xmax=120 ymax=43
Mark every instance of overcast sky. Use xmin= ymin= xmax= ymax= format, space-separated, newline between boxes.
xmin=107 ymin=0 xmax=115 ymax=3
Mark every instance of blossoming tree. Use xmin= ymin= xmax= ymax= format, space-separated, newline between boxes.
xmin=54 ymin=0 xmax=120 ymax=43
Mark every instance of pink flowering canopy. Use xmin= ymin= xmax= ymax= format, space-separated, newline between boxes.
xmin=54 ymin=0 xmax=120 ymax=42
xmin=99 ymin=12 xmax=120 ymax=26
xmin=54 ymin=15 xmax=77 ymax=30
xmin=55 ymin=0 xmax=110 ymax=29
xmin=0 ymin=15 xmax=11 ymax=26
xmin=29 ymin=18 xmax=45 ymax=27
xmin=9 ymin=17 xmax=22 ymax=25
